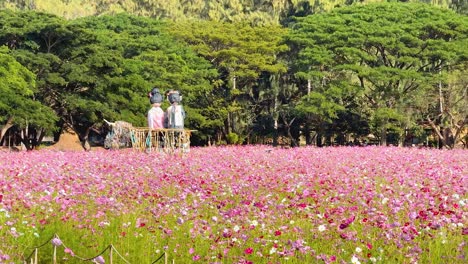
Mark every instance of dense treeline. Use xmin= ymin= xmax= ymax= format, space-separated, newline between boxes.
xmin=1 ymin=0 xmax=467 ymax=23
xmin=0 ymin=3 xmax=467 ymax=149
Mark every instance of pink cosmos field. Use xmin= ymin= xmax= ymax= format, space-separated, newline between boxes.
xmin=0 ymin=146 xmax=466 ymax=263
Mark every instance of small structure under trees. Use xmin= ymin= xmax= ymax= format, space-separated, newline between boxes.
xmin=104 ymin=120 xmax=192 ymax=153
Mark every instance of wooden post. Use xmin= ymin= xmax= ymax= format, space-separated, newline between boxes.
xmin=34 ymin=248 xmax=38 ymax=264
xmin=53 ymin=245 xmax=57 ymax=264
xmin=164 ymin=251 xmax=168 ymax=264
xmin=110 ymin=245 xmax=113 ymax=264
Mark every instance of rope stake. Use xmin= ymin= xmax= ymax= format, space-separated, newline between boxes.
xmin=24 ymin=234 xmax=167 ymax=263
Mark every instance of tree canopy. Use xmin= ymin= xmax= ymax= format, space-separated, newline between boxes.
xmin=0 ymin=2 xmax=466 ymax=149
xmin=287 ymin=3 xmax=468 ymax=146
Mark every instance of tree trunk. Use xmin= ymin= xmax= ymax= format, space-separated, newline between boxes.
xmin=316 ymin=132 xmax=323 ymax=147
xmin=426 ymin=117 xmax=455 ymax=149
xmin=77 ymin=127 xmax=92 ymax=151
xmin=380 ymin=126 xmax=387 ymax=146
xmin=0 ymin=117 xmax=14 ymax=144
xmin=273 ymin=96 xmax=279 ymax=147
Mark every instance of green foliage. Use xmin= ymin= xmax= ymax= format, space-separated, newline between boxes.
xmin=62 ymin=14 xmax=216 ymax=132
xmin=0 ymin=2 xmax=466 ymax=147
xmin=288 ymin=2 xmax=468 ymax=144
xmin=0 ymin=46 xmax=57 ymax=130
xmin=169 ymin=20 xmax=288 ymax=140
xmin=226 ymin=132 xmax=240 ymax=144
xmin=0 ymin=0 xmax=464 ymax=25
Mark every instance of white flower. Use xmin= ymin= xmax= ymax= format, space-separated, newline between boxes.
xmin=269 ymin=247 xmax=277 ymax=254
xmin=370 ymin=257 xmax=377 ymax=263
xmin=318 ymin=225 xmax=326 ymax=232
xmin=212 ymin=216 xmax=218 ymax=222
xmin=233 ymin=225 xmax=240 ymax=232
xmin=459 ymin=199 xmax=466 ymax=206
xmin=355 ymin=247 xmax=362 ymax=253
xmin=381 ymin=198 xmax=389 ymax=205
xmin=251 ymin=220 xmax=258 ymax=226
xmin=351 ymin=255 xmax=361 ymax=264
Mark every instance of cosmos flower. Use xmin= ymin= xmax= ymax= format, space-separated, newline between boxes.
xmin=51 ymin=237 xmax=62 ymax=247
xmin=93 ymin=256 xmax=105 ymax=264
xmin=244 ymin=247 xmax=253 ymax=254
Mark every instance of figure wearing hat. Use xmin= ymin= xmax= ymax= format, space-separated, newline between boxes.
xmin=165 ymin=90 xmax=185 ymax=129
xmin=147 ymin=88 xmax=165 ymax=129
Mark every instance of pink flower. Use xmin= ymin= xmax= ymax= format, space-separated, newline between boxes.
xmin=64 ymin=248 xmax=74 ymax=256
xmin=189 ymin=248 xmax=195 ymax=254
xmin=462 ymin=228 xmax=468 ymax=235
xmin=94 ymin=255 xmax=105 ymax=264
xmin=339 ymin=215 xmax=355 ymax=229
xmin=51 ymin=237 xmax=62 ymax=247
xmin=244 ymin=247 xmax=253 ymax=255
xmin=192 ymin=255 xmax=201 ymax=261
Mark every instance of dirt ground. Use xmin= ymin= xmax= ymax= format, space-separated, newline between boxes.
xmin=43 ymin=130 xmax=84 ymax=151
xmin=45 ymin=130 xmax=104 ymax=151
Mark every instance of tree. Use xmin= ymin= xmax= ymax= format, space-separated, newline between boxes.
xmin=169 ymin=20 xmax=288 ymax=143
xmin=54 ymin=14 xmax=215 ymax=147
xmin=0 ymin=10 xmax=215 ymax=148
xmin=287 ymin=3 xmax=468 ymax=146
xmin=2 ymin=0 xmax=465 ymax=25
xmin=0 ymin=46 xmax=57 ymax=149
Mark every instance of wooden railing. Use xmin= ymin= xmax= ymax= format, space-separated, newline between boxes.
xmin=130 ymin=128 xmax=193 ymax=153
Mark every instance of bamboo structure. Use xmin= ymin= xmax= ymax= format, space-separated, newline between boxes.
xmin=130 ymin=128 xmax=192 ymax=153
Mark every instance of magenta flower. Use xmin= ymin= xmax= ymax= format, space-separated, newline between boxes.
xmin=462 ymin=228 xmax=468 ymax=235
xmin=244 ymin=247 xmax=253 ymax=255
xmin=339 ymin=215 xmax=355 ymax=229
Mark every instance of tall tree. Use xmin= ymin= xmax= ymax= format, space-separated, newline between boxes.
xmin=55 ymin=14 xmax=215 ymax=147
xmin=169 ymin=20 xmax=288 ymax=143
xmin=0 ymin=46 xmax=57 ymax=149
xmin=287 ymin=3 xmax=468 ymax=146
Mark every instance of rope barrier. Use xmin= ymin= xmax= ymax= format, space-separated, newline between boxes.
xmin=80 ymin=245 xmax=110 ymax=261
xmin=24 ymin=234 xmax=55 ymax=261
xmin=110 ymin=245 xmax=131 ymax=264
xmin=23 ymin=234 xmax=167 ymax=263
xmin=151 ymin=252 xmax=166 ymax=264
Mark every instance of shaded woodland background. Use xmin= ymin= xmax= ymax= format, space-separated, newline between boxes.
xmin=0 ymin=0 xmax=467 ymax=150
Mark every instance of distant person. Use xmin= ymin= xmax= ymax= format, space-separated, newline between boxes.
xmin=165 ymin=90 xmax=185 ymax=129
xmin=147 ymin=88 xmax=164 ymax=129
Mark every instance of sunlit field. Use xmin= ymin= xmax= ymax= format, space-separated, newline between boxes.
xmin=0 ymin=146 xmax=466 ymax=263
